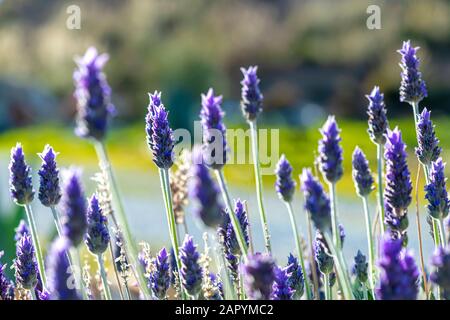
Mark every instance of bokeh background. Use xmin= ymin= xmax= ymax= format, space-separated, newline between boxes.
xmin=1 ymin=0 xmax=449 ymax=276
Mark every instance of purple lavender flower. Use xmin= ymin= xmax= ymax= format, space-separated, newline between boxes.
xmin=416 ymin=108 xmax=441 ymax=166
xmin=189 ymin=149 xmax=224 ymax=228
xmin=224 ymin=199 xmax=249 ymax=256
xmin=208 ymin=272 xmax=224 ymax=300
xmin=286 ymin=254 xmax=304 ymax=299
xmin=425 ymin=158 xmax=449 ymax=220
xmin=85 ymin=194 xmax=110 ymax=255
xmin=9 ymin=143 xmax=34 ymax=205
xmin=38 ymin=145 xmax=62 ymax=207
xmin=169 ymin=247 xmax=178 ymax=286
xmin=14 ymin=234 xmax=38 ymax=290
xmin=275 ymin=154 xmax=296 ymax=202
xmin=0 ymin=251 xmax=14 ymax=300
xmin=318 ymin=116 xmax=343 ymax=183
xmin=38 ymin=289 xmax=50 ymax=300
xmin=240 ymin=66 xmax=263 ymax=122
xmin=376 ymin=235 xmax=419 ymax=300
xmin=352 ymin=250 xmax=368 ymax=283
xmin=352 ymin=147 xmax=374 ymax=197
xmin=200 ymin=88 xmax=228 ymax=169
xmin=366 ymin=86 xmax=389 ymax=145
xmin=272 ymin=266 xmax=294 ymax=300
xmin=73 ymin=47 xmax=115 ymax=141
xmin=398 ymin=41 xmax=427 ymax=104
xmin=179 ymin=235 xmax=203 ymax=297
xmin=430 ymin=246 xmax=450 ymax=300
xmin=14 ymin=219 xmax=30 ymax=242
xmin=150 ymin=247 xmax=170 ymax=300
xmin=61 ymin=169 xmax=87 ymax=246
xmin=243 ymin=253 xmax=276 ymax=300
xmin=145 ymin=93 xmax=174 ymax=169
xmin=384 ymin=127 xmax=412 ymax=214
xmin=300 ymin=168 xmax=331 ymax=232
xmin=46 ymin=237 xmax=80 ymax=300
xmin=385 ymin=203 xmax=409 ymax=246
xmin=314 ymin=231 xmax=334 ymax=275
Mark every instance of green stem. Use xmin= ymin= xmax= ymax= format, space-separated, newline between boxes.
xmin=285 ymin=201 xmax=312 ymax=300
xmin=50 ymin=206 xmax=62 ymax=236
xmin=322 ymin=232 xmax=354 ymax=300
xmin=24 ymin=204 xmax=46 ymax=287
xmin=362 ymin=196 xmax=376 ymax=298
xmin=97 ymin=254 xmax=112 ymax=300
xmin=124 ymin=281 xmax=131 ymax=300
xmin=328 ymin=182 xmax=341 ymax=250
xmin=376 ymin=143 xmax=385 ymax=235
xmin=249 ymin=120 xmax=271 ymax=253
xmin=160 ymin=168 xmax=186 ymax=299
xmin=324 ymin=273 xmax=331 ymax=300
xmin=439 ymin=218 xmax=447 ymax=247
xmin=215 ymin=170 xmax=249 ymax=258
xmin=72 ymin=248 xmax=88 ymax=300
xmin=305 ymin=210 xmax=320 ymax=299
xmin=108 ymin=239 xmax=125 ymax=300
xmin=94 ymin=141 xmax=150 ymax=298
xmin=30 ymin=289 xmax=37 ymax=300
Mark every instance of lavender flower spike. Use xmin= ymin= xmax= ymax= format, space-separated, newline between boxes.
xmin=384 ymin=127 xmax=412 ymax=214
xmin=189 ymin=149 xmax=224 ymax=228
xmin=315 ymin=231 xmax=334 ymax=275
xmin=318 ymin=116 xmax=343 ymax=184
xmin=243 ymin=253 xmax=276 ymax=300
xmin=366 ymin=86 xmax=389 ymax=145
xmin=61 ymin=169 xmax=87 ymax=246
xmin=425 ymin=158 xmax=449 ymax=220
xmin=1 ymin=251 xmax=14 ymax=300
xmin=47 ymin=237 xmax=81 ymax=300
xmin=285 ymin=254 xmax=304 ymax=299
xmin=300 ymin=168 xmax=331 ymax=232
xmin=352 ymin=146 xmax=374 ymax=197
xmin=430 ymin=246 xmax=450 ymax=300
xmin=85 ymin=194 xmax=110 ymax=255
xmin=240 ymin=66 xmax=263 ymax=122
xmin=14 ymin=234 xmax=38 ymax=290
xmin=224 ymin=199 xmax=250 ymax=256
xmin=145 ymin=93 xmax=174 ymax=169
xmin=150 ymin=247 xmax=171 ymax=300
xmin=416 ymin=108 xmax=441 ymax=166
xmin=376 ymin=235 xmax=419 ymax=300
xmin=200 ymin=88 xmax=228 ymax=169
xmin=352 ymin=250 xmax=368 ymax=284
xmin=38 ymin=145 xmax=62 ymax=207
xmin=73 ymin=47 xmax=115 ymax=141
xmin=275 ymin=154 xmax=296 ymax=202
xmin=272 ymin=266 xmax=294 ymax=300
xmin=398 ymin=40 xmax=427 ymax=104
xmin=9 ymin=143 xmax=34 ymax=205
xmin=15 ymin=219 xmax=30 ymax=242
xmin=180 ymin=235 xmax=203 ymax=297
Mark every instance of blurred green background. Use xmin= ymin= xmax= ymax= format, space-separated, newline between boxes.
xmin=0 ymin=0 xmax=449 ymax=272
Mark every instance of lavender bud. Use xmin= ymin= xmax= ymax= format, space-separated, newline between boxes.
xmin=352 ymin=146 xmax=374 ymax=197
xmin=286 ymin=254 xmax=304 ymax=299
xmin=224 ymin=199 xmax=249 ymax=256
xmin=430 ymin=246 xmax=450 ymax=300
xmin=272 ymin=266 xmax=294 ymax=300
xmin=47 ymin=237 xmax=80 ymax=300
xmin=14 ymin=219 xmax=30 ymax=243
xmin=240 ymin=66 xmax=263 ymax=122
xmin=415 ymin=108 xmax=441 ymax=166
xmin=61 ymin=169 xmax=87 ymax=246
xmin=85 ymin=195 xmax=110 ymax=255
xmin=9 ymin=143 xmax=34 ymax=205
xmin=398 ymin=41 xmax=427 ymax=104
xmin=37 ymin=145 xmax=62 ymax=207
xmin=200 ymin=88 xmax=228 ymax=169
xmin=14 ymin=234 xmax=38 ymax=290
xmin=0 ymin=252 xmax=14 ymax=300
xmin=318 ymin=116 xmax=343 ymax=183
xmin=180 ymin=235 xmax=203 ymax=297
xmin=300 ymin=168 xmax=332 ymax=232
xmin=275 ymin=155 xmax=296 ymax=202
xmin=384 ymin=127 xmax=412 ymax=213
xmin=150 ymin=247 xmax=170 ymax=300
xmin=352 ymin=250 xmax=368 ymax=283
xmin=73 ymin=47 xmax=115 ymax=141
xmin=425 ymin=158 xmax=449 ymax=220
xmin=243 ymin=253 xmax=276 ymax=300
xmin=145 ymin=92 xmax=174 ymax=169
xmin=376 ymin=235 xmax=419 ymax=300
xmin=314 ymin=231 xmax=334 ymax=275
xmin=366 ymin=86 xmax=389 ymax=145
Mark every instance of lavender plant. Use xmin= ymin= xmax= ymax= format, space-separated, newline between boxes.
xmin=14 ymin=235 xmax=38 ymax=296
xmin=180 ymin=235 xmax=203 ymax=298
